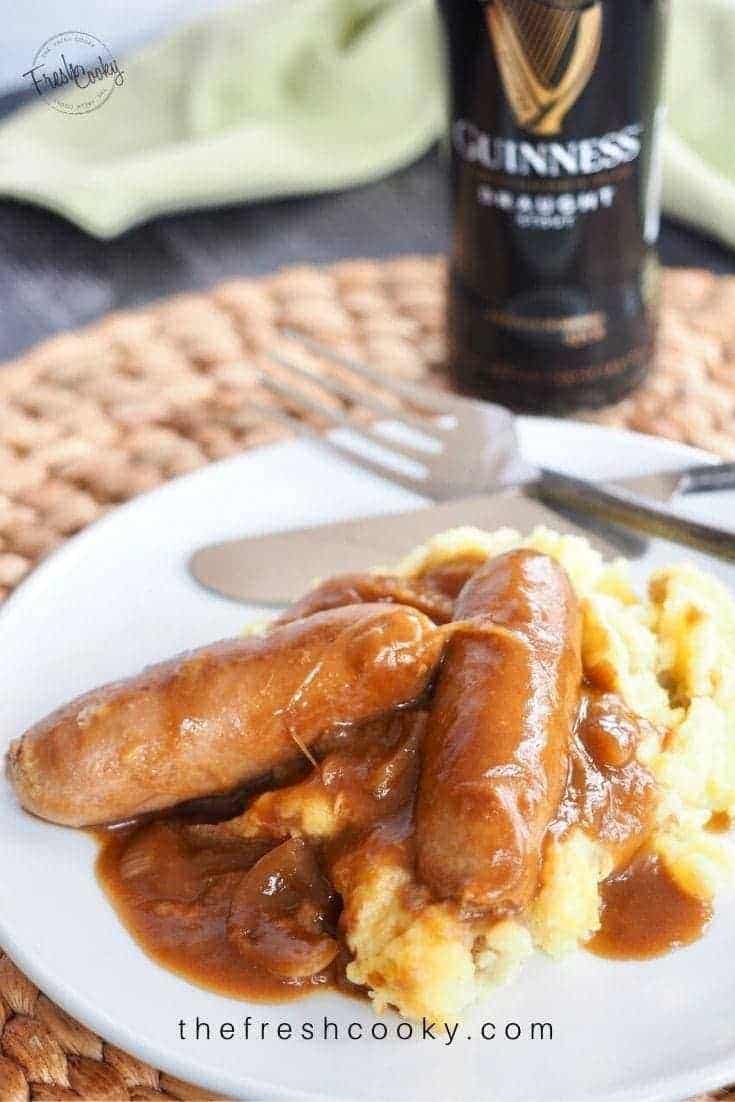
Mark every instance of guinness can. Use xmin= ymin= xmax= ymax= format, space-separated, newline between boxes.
xmin=440 ymin=0 xmax=668 ymax=412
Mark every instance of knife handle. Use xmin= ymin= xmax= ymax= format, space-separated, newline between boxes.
xmin=679 ymin=461 xmax=735 ymax=496
xmin=534 ymin=469 xmax=735 ymax=563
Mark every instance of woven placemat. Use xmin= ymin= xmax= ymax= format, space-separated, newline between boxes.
xmin=1 ymin=255 xmax=734 ymax=1101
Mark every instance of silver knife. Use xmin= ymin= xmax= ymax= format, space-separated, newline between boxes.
xmin=190 ymin=464 xmax=734 ymax=605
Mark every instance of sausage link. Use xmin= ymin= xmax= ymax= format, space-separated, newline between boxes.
xmin=416 ymin=550 xmax=582 ymax=913
xmin=275 ymin=573 xmax=455 ymax=626
xmin=8 ymin=604 xmax=442 ymax=827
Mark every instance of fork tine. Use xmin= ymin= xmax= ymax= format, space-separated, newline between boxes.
xmin=268 ymin=350 xmax=444 ymax=443
xmin=281 ymin=328 xmax=457 ymax=415
xmin=258 ymin=371 xmax=436 ymax=466
xmin=244 ymin=397 xmax=429 ymax=497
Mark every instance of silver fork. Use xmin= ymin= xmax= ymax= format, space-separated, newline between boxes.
xmin=246 ymin=330 xmax=735 ymax=562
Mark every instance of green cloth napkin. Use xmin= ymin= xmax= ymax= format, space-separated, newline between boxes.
xmin=0 ymin=0 xmax=733 ymax=248
xmin=661 ymin=0 xmax=735 ymax=251
xmin=0 ymin=0 xmax=444 ymax=238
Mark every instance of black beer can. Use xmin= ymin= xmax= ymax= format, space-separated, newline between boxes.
xmin=440 ymin=0 xmax=669 ymax=412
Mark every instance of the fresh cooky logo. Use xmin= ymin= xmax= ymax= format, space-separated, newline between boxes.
xmin=23 ymin=31 xmax=124 ymax=115
xmin=486 ymin=0 xmax=603 ymax=136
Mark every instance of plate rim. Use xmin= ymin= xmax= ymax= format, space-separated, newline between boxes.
xmin=0 ymin=415 xmax=714 ymax=630
xmin=0 ymin=416 xmax=730 ymax=1102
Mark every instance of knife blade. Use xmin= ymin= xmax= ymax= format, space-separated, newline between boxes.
xmin=189 ymin=488 xmax=641 ymax=605
xmin=189 ymin=463 xmax=735 ymax=605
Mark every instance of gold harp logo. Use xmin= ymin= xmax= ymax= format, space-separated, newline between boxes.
xmin=486 ymin=0 xmax=603 ymax=136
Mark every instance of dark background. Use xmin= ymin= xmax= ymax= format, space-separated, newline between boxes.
xmin=1 ymin=86 xmax=733 ymax=364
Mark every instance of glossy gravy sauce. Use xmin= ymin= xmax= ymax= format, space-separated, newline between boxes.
xmin=588 ymin=851 xmax=711 ymax=959
xmin=96 ymin=823 xmax=359 ymax=1001
xmin=706 ymin=810 xmax=732 ymax=834
xmin=552 ymin=689 xmax=659 ymax=870
xmin=561 ymin=690 xmax=712 ymax=959
xmin=95 ymin=678 xmax=718 ymax=1000
xmin=94 ymin=713 xmax=422 ymax=1003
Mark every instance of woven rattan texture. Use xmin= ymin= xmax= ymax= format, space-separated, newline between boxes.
xmin=1 ymin=256 xmax=734 ymax=1101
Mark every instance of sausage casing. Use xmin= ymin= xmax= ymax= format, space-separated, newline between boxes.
xmin=416 ymin=550 xmax=582 ymax=913
xmin=8 ymin=604 xmax=442 ymax=827
xmin=275 ymin=573 xmax=455 ymax=626
xmin=275 ymin=561 xmax=487 ymax=628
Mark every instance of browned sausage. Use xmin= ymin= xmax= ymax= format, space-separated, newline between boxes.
xmin=8 ymin=604 xmax=443 ymax=828
xmin=275 ymin=573 xmax=455 ymax=626
xmin=275 ymin=559 xmax=487 ymax=629
xmin=416 ymin=550 xmax=582 ymax=913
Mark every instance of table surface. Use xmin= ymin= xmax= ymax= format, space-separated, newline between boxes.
xmin=1 ymin=86 xmax=733 ymax=364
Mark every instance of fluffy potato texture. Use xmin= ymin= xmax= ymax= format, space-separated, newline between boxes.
xmin=241 ymin=527 xmax=735 ymax=1020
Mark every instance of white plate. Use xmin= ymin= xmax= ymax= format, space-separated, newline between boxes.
xmin=1 ymin=418 xmax=735 ymax=1102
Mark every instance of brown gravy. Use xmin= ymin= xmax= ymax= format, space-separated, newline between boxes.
xmin=552 ymin=689 xmax=659 ymax=870
xmin=706 ymin=810 xmax=732 ymax=834
xmin=94 ymin=686 xmax=708 ymax=1003
xmin=587 ymin=851 xmax=711 ymax=959
xmin=94 ymin=714 xmax=423 ymax=1003
xmin=96 ymin=823 xmax=360 ymax=1002
xmin=416 ymin=557 xmax=488 ymax=601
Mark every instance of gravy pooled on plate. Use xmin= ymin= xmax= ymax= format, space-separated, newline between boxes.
xmin=11 ymin=532 xmax=732 ymax=1022
xmin=95 ymin=681 xmax=695 ymax=998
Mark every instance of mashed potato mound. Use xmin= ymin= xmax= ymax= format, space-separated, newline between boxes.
xmin=243 ymin=527 xmax=735 ymax=1021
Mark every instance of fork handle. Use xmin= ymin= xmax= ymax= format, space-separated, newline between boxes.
xmin=534 ymin=469 xmax=735 ymax=563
